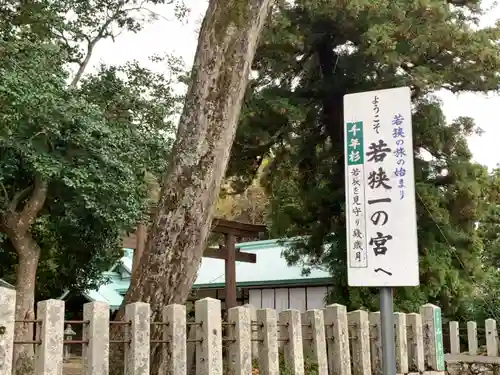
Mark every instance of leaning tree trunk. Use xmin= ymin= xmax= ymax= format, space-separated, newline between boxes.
xmin=109 ymin=0 xmax=273 ymax=373
xmin=1 ymin=175 xmax=48 ymax=375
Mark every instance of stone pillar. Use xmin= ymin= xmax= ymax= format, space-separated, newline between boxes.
xmin=394 ymin=312 xmax=408 ymax=374
xmin=244 ymin=304 xmax=259 ymax=360
xmin=486 ymin=318 xmax=498 ymax=356
xmin=369 ymin=312 xmax=381 ymax=375
xmin=420 ymin=304 xmax=445 ymax=371
xmin=227 ymin=306 xmax=252 ymax=375
xmin=467 ymin=321 xmax=478 ymax=355
xmin=324 ymin=304 xmax=351 ymax=375
xmin=347 ymin=310 xmax=371 ymax=375
xmin=35 ymin=299 xmax=65 ymax=375
xmin=82 ymin=302 xmax=109 ymax=375
xmin=256 ymin=308 xmax=279 ymax=375
xmin=406 ymin=313 xmax=424 ymax=373
xmin=449 ymin=321 xmax=460 ymax=354
xmin=0 ymin=286 xmax=16 ymax=375
xmin=124 ymin=302 xmax=150 ymax=375
xmin=164 ymin=304 xmax=187 ymax=375
xmin=195 ymin=298 xmax=222 ymax=375
xmin=302 ymin=309 xmax=328 ymax=375
xmin=279 ymin=309 xmax=304 ymax=375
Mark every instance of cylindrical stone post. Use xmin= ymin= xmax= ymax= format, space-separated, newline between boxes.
xmin=324 ymin=304 xmax=351 ymax=375
xmin=368 ymin=312 xmax=381 ymax=375
xmin=467 ymin=321 xmax=478 ymax=355
xmin=347 ymin=310 xmax=371 ymax=375
xmin=420 ymin=304 xmax=445 ymax=371
xmin=0 ymin=286 xmax=16 ymax=375
xmin=195 ymin=298 xmax=222 ymax=375
xmin=394 ymin=312 xmax=408 ymax=374
xmin=486 ymin=318 xmax=498 ymax=356
xmin=244 ymin=304 xmax=259 ymax=361
xmin=227 ymin=306 xmax=251 ymax=375
xmin=124 ymin=302 xmax=150 ymax=375
xmin=256 ymin=308 xmax=279 ymax=375
xmin=449 ymin=321 xmax=460 ymax=354
xmin=35 ymin=299 xmax=65 ymax=375
xmin=279 ymin=309 xmax=304 ymax=375
xmin=302 ymin=309 xmax=328 ymax=375
xmin=163 ymin=304 xmax=186 ymax=375
xmin=406 ymin=313 xmax=424 ymax=373
xmin=82 ymin=301 xmax=109 ymax=375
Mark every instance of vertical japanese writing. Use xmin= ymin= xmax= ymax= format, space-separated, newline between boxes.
xmin=346 ymin=122 xmax=367 ymax=268
xmin=392 ymin=113 xmax=406 ymax=200
xmin=347 ymin=122 xmax=364 ymax=166
xmin=373 ymin=96 xmax=380 ymax=134
xmin=365 ymin=132 xmax=393 ymax=276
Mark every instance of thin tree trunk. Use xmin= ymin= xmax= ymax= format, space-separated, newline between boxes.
xmin=109 ymin=0 xmax=273 ymax=374
xmin=1 ymin=175 xmax=48 ymax=375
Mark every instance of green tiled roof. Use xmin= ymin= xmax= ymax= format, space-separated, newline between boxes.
xmin=59 ymin=238 xmax=331 ymax=310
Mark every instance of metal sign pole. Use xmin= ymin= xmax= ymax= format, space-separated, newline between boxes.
xmin=380 ymin=287 xmax=396 ymax=375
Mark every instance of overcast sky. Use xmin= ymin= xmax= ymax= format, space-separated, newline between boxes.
xmin=88 ymin=0 xmax=500 ymax=170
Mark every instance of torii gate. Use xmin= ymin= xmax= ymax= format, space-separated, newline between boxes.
xmin=122 ymin=218 xmax=266 ymax=309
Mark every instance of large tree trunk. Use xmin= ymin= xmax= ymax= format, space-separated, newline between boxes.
xmin=110 ymin=0 xmax=273 ymax=373
xmin=11 ymin=236 xmax=40 ymax=375
xmin=1 ymin=175 xmax=48 ymax=375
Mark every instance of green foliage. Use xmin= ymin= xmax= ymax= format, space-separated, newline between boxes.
xmin=0 ymin=0 xmax=186 ymax=299
xmin=228 ymin=0 xmax=500 ymax=319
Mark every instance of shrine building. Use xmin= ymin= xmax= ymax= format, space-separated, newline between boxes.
xmin=59 ymin=237 xmax=333 ymax=313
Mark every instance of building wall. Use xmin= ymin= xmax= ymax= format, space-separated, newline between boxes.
xmin=248 ymin=286 xmax=331 ymax=312
xmin=186 ymin=285 xmax=331 ymax=313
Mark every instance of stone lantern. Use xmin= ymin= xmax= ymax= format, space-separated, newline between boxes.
xmin=64 ymin=324 xmax=76 ymax=360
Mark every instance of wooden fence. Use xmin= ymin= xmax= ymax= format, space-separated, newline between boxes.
xmin=0 ymin=285 xmax=496 ymax=375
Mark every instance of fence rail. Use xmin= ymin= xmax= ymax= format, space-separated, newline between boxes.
xmin=0 ymin=286 xmax=496 ymax=375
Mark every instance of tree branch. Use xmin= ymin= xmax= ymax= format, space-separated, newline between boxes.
xmin=8 ymin=186 xmax=33 ymax=212
xmin=69 ymin=4 xmax=148 ymax=88
xmin=17 ymin=174 xmax=48 ymax=233
xmin=0 ymin=182 xmax=9 ymax=208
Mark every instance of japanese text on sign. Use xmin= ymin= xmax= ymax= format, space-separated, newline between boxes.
xmin=344 ymin=87 xmax=419 ymax=287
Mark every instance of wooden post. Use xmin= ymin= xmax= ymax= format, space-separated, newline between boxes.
xmin=225 ymin=233 xmax=237 ymax=309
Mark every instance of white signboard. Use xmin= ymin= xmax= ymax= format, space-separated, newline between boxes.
xmin=344 ymin=87 xmax=419 ymax=287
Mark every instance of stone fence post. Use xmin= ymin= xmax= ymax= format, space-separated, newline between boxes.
xmin=420 ymin=304 xmax=445 ymax=371
xmin=35 ymin=299 xmax=65 ymax=375
xmin=0 ymin=286 xmax=16 ymax=375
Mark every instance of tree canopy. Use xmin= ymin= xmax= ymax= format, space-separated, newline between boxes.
xmin=227 ymin=0 xmax=500 ymax=319
xmin=0 ymin=0 xmax=183 ymax=314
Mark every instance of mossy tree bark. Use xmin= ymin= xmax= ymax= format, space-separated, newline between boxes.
xmin=109 ymin=0 xmax=273 ymax=374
